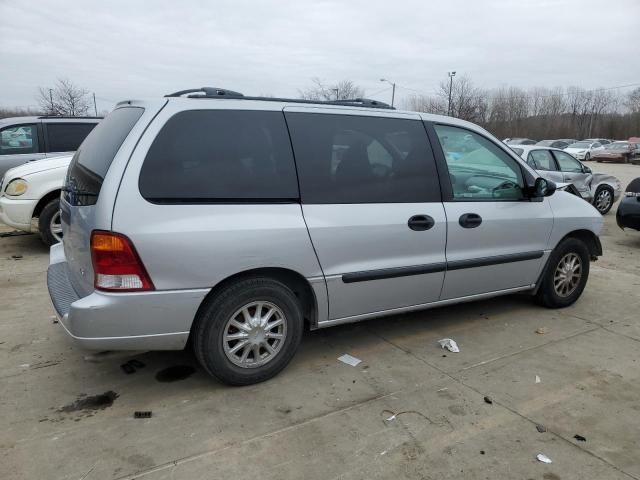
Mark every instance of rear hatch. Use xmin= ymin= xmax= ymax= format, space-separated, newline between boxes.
xmin=61 ymin=106 xmax=147 ymax=298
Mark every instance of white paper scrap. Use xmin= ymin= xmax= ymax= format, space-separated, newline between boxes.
xmin=438 ymin=338 xmax=460 ymax=353
xmin=337 ymin=354 xmax=362 ymax=367
xmin=536 ymin=453 xmax=552 ymax=464
xmin=535 ymin=375 xmax=541 ymax=384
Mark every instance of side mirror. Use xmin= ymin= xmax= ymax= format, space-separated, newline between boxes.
xmin=583 ymin=165 xmax=592 ymax=174
xmin=534 ymin=177 xmax=556 ymax=197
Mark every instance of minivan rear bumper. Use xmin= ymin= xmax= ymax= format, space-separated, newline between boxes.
xmin=47 ymin=243 xmax=209 ymax=350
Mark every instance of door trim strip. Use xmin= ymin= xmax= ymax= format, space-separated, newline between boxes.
xmin=446 ymin=251 xmax=544 ymax=271
xmin=340 ymin=251 xmax=544 ymax=283
xmin=342 ymin=263 xmax=447 ymax=283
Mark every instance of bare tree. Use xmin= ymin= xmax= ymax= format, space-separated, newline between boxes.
xmin=37 ymin=78 xmax=91 ymax=116
xmin=299 ymin=78 xmax=365 ymax=101
xmin=626 ymin=87 xmax=640 ymax=113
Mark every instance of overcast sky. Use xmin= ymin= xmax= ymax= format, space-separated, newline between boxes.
xmin=1 ymin=0 xmax=639 ymax=112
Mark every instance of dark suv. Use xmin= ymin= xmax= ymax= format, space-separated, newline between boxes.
xmin=0 ymin=116 xmax=101 ymax=177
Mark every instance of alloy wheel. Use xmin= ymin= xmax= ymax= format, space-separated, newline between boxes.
xmin=553 ymin=252 xmax=582 ymax=297
xmin=594 ymin=189 xmax=612 ymax=213
xmin=50 ymin=211 xmax=63 ymax=242
xmin=222 ymin=301 xmax=287 ymax=368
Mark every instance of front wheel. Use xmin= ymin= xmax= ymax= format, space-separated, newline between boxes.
xmin=192 ymin=277 xmax=304 ymax=385
xmin=593 ymin=186 xmax=613 ymax=215
xmin=38 ymin=199 xmax=62 ymax=247
xmin=535 ymin=238 xmax=590 ymax=308
xmin=585 ymin=153 xmax=591 ymax=161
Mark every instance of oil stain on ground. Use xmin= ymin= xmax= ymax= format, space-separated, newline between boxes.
xmin=58 ymin=391 xmax=119 ymax=413
xmin=155 ymin=365 xmax=196 ymax=382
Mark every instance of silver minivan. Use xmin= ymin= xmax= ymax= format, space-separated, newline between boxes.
xmin=47 ymin=88 xmax=604 ymax=385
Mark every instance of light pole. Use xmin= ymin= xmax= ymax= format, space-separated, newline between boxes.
xmin=332 ymin=88 xmax=339 ymax=101
xmin=447 ymin=71 xmax=456 ymax=116
xmin=379 ymin=78 xmax=396 ymax=107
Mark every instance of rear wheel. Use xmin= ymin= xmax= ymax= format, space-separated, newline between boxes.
xmin=535 ymin=238 xmax=590 ymax=308
xmin=193 ymin=277 xmax=303 ymax=385
xmin=38 ymin=199 xmax=62 ymax=247
xmin=593 ymin=186 xmax=613 ymax=214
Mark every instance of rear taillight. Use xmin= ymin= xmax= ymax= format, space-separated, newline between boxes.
xmin=90 ymin=230 xmax=154 ymax=292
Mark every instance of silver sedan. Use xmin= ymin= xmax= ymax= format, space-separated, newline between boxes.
xmin=511 ymin=145 xmax=622 ymax=214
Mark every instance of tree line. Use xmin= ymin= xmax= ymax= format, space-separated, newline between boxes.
xmin=404 ymin=75 xmax=640 ymax=140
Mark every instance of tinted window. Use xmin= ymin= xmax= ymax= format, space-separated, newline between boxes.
xmin=286 ymin=113 xmax=439 ymax=204
xmin=528 ymin=150 xmax=556 ymax=171
xmin=553 ymin=151 xmax=583 ymax=173
xmin=434 ymin=124 xmax=525 ymax=200
xmin=46 ymin=123 xmax=96 ymax=152
xmin=140 ymin=110 xmax=298 ymax=202
xmin=0 ymin=124 xmax=39 ymax=155
xmin=65 ymin=107 xmax=144 ymax=206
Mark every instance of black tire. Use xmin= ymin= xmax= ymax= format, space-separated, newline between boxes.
xmin=535 ymin=238 xmax=590 ymax=308
xmin=585 ymin=153 xmax=591 ymax=161
xmin=192 ymin=277 xmax=304 ymax=385
xmin=593 ymin=185 xmax=614 ymax=215
xmin=38 ymin=199 xmax=62 ymax=247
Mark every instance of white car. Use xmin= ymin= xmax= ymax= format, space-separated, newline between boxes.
xmin=564 ymin=141 xmax=604 ymax=161
xmin=0 ymin=155 xmax=71 ymax=245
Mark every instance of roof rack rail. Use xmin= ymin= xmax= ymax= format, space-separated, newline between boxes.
xmin=165 ymin=87 xmax=394 ymax=109
xmin=165 ymin=87 xmax=244 ymax=98
xmin=37 ymin=115 xmax=103 ymax=119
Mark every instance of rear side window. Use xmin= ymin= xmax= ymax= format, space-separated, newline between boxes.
xmin=65 ymin=107 xmax=144 ymax=206
xmin=285 ymin=113 xmax=439 ymax=203
xmin=528 ymin=150 xmax=556 ymax=171
xmin=139 ymin=110 xmax=298 ymax=202
xmin=46 ymin=123 xmax=97 ymax=152
xmin=0 ymin=124 xmax=39 ymax=155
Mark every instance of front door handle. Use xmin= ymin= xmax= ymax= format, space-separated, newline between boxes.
xmin=408 ymin=215 xmax=435 ymax=231
xmin=459 ymin=213 xmax=482 ymax=228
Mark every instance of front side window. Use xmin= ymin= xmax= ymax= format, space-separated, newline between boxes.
xmin=434 ymin=124 xmax=525 ymax=200
xmin=286 ymin=113 xmax=440 ymax=204
xmin=0 ymin=124 xmax=39 ymax=155
xmin=528 ymin=150 xmax=556 ymax=171
xmin=140 ymin=110 xmax=298 ymax=202
xmin=553 ymin=151 xmax=583 ymax=173
xmin=46 ymin=123 xmax=97 ymax=152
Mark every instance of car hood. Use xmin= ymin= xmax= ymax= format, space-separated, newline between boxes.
xmin=3 ymin=155 xmax=73 ymax=179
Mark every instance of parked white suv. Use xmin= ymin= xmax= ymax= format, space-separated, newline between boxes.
xmin=0 ymin=155 xmax=71 ymax=245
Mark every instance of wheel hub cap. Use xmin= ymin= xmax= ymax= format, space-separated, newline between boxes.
xmin=222 ymin=301 xmax=287 ymax=369
xmin=553 ymin=253 xmax=582 ymax=297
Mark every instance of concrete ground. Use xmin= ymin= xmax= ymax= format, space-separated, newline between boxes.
xmin=1 ymin=163 xmax=639 ymax=480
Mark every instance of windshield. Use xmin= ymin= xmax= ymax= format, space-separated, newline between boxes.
xmin=568 ymin=142 xmax=591 ymax=148
xmin=536 ymin=140 xmax=553 ymax=146
xmin=605 ymin=142 xmax=629 ymax=150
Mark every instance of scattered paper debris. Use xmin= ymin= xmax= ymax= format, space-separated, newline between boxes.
xmin=386 ymin=414 xmax=397 ymax=421
xmin=380 ymin=450 xmax=388 ymax=456
xmin=337 ymin=354 xmax=362 ymax=367
xmin=536 ymin=327 xmax=549 ymax=334
xmin=573 ymin=434 xmax=586 ymax=442
xmin=536 ymin=453 xmax=552 ymax=464
xmin=536 ymin=424 xmax=547 ymax=433
xmin=535 ymin=375 xmax=541 ymax=384
xmin=438 ymin=338 xmax=460 ymax=353
xmin=19 ymin=364 xmax=30 ymax=368
xmin=484 ymin=396 xmax=493 ymax=405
